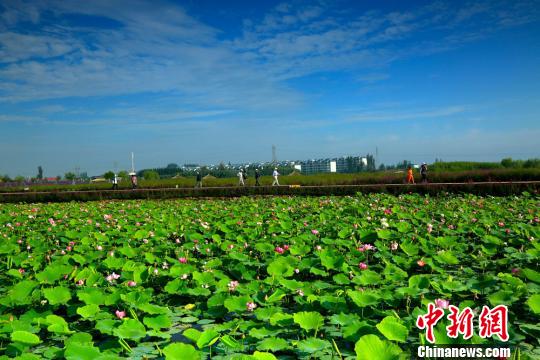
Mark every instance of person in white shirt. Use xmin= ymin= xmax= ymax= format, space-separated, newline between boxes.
xmin=238 ymin=169 xmax=245 ymax=186
xmin=272 ymin=168 xmax=280 ymax=186
xmin=112 ymin=173 xmax=118 ymax=190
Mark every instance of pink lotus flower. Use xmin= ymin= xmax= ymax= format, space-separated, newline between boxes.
xmin=511 ymin=268 xmax=520 ymax=275
xmin=115 ymin=310 xmax=126 ymax=319
xmin=427 ymin=224 xmax=433 ymax=233
xmin=77 ymin=279 xmax=85 ymax=286
xmin=228 ymin=244 xmax=234 ymax=250
xmin=246 ymin=302 xmax=257 ymax=312
xmin=48 ymin=218 xmax=56 ymax=226
xmin=106 ymin=272 xmax=121 ymax=283
xmin=353 ymin=223 xmax=359 ymax=229
xmin=179 ymin=257 xmax=188 ymax=264
xmin=17 ymin=239 xmax=23 ymax=244
xmin=505 ymin=229 xmax=511 ymax=234
xmin=153 ymin=268 xmax=159 ymax=275
xmin=390 ymin=242 xmax=399 ymax=251
xmin=227 ymin=280 xmax=239 ymax=292
xmin=175 ymin=238 xmax=181 ymax=243
xmin=315 ymin=245 xmax=322 ymax=251
xmin=18 ymin=268 xmax=25 ymax=274
xmin=96 ymin=245 xmax=103 ymax=251
xmin=103 ymin=214 xmax=112 ymax=220
xmin=66 ymin=246 xmax=72 ymax=252
xmin=311 ymin=229 xmax=319 ymax=235
xmin=274 ymin=246 xmax=284 ymax=254
xmin=498 ymin=221 xmax=505 ymax=227
xmin=435 ymin=299 xmax=449 ymax=309
xmin=283 ymin=244 xmax=290 ymax=251
xmin=294 ymin=268 xmax=300 ymax=274
xmin=471 ymin=218 xmax=478 ymax=223
xmin=303 ymin=222 xmax=308 ymax=227
xmin=417 ymin=260 xmax=426 ymax=267
xmin=384 ymin=208 xmax=392 ymax=215
xmin=358 ymin=262 xmax=368 ymax=270
xmin=69 ymin=241 xmax=75 ymax=246
xmin=127 ymin=281 xmax=136 ymax=287
xmin=534 ymin=217 xmax=539 ymax=223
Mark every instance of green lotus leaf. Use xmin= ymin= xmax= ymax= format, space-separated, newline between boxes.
xmin=354 ymin=334 xmax=403 ymax=360
xmin=257 ymin=337 xmax=289 ymax=351
xmin=376 ymin=316 xmax=409 ymax=343
xmin=43 ymin=286 xmax=72 ymax=305
xmin=162 ymin=343 xmax=200 ymax=360
xmin=11 ymin=331 xmax=41 ymax=345
xmin=293 ymin=311 xmax=324 ymax=332
xmin=113 ymin=319 xmax=146 ymax=340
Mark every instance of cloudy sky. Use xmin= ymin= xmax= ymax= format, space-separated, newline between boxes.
xmin=0 ymin=0 xmax=539 ymax=177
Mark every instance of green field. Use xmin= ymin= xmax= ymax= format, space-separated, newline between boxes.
xmin=0 ymin=194 xmax=539 ymax=359
xmin=1 ymin=168 xmax=540 ymax=193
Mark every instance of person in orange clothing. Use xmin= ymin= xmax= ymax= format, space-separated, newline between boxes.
xmin=406 ymin=165 xmax=415 ymax=184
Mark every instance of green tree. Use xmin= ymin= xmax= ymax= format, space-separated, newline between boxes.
xmin=501 ymin=158 xmax=514 ymax=168
xmin=37 ymin=166 xmax=43 ymax=180
xmin=103 ymin=171 xmax=115 ymax=180
xmin=64 ymin=172 xmax=76 ymax=181
xmin=118 ymin=170 xmax=129 ymax=181
xmin=15 ymin=175 xmax=25 ymax=183
xmin=143 ymin=170 xmax=160 ymax=180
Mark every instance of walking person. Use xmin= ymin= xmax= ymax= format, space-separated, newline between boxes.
xmin=130 ymin=172 xmax=138 ymax=189
xmin=195 ymin=171 xmax=202 ymax=188
xmin=272 ymin=168 xmax=280 ymax=186
xmin=112 ymin=173 xmax=119 ymax=190
xmin=238 ymin=169 xmax=245 ymax=186
xmin=420 ymin=162 xmax=428 ymax=183
xmin=406 ymin=166 xmax=415 ymax=184
xmin=255 ymin=168 xmax=261 ymax=186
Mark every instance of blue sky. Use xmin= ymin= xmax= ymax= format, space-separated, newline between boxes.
xmin=0 ymin=0 xmax=539 ymax=177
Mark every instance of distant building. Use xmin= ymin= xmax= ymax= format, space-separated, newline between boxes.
xmin=300 ymin=156 xmax=367 ymax=175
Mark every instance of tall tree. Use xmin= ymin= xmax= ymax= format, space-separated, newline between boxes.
xmin=37 ymin=166 xmax=43 ymax=180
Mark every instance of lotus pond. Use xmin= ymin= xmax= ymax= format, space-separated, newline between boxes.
xmin=0 ymin=193 xmax=539 ymax=359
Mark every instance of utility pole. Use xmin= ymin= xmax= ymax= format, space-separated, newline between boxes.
xmin=131 ymin=152 xmax=135 ymax=174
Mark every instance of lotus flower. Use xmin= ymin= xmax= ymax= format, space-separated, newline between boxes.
xmin=179 ymin=257 xmax=188 ymax=264
xmin=48 ymin=218 xmax=56 ymax=226
xmin=384 ymin=208 xmax=392 ymax=215
xmin=311 ymin=229 xmax=319 ymax=235
xmin=246 ymin=302 xmax=257 ymax=311
xmin=77 ymin=279 xmax=85 ymax=286
xmin=127 ymin=281 xmax=136 ymax=287
xmin=359 ymin=262 xmax=368 ymax=270
xmin=511 ymin=268 xmax=520 ymax=275
xmin=498 ymin=221 xmax=505 ymax=227
xmin=390 ymin=241 xmax=399 ymax=251
xmin=315 ymin=245 xmax=322 ymax=251
xmin=427 ymin=224 xmax=433 ymax=233
xmin=96 ymin=245 xmax=103 ymax=251
xmin=115 ymin=310 xmax=126 ymax=319
xmin=181 ymin=274 xmax=188 ymax=280
xmin=435 ymin=299 xmax=449 ymax=309
xmin=283 ymin=244 xmax=290 ymax=250
xmin=227 ymin=280 xmax=239 ymax=292
xmin=18 ymin=268 xmax=25 ymax=274
xmin=274 ymin=246 xmax=284 ymax=254
xmin=417 ymin=260 xmax=426 ymax=267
